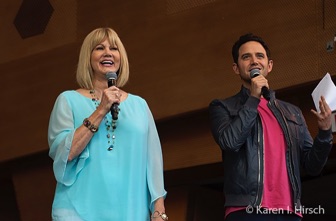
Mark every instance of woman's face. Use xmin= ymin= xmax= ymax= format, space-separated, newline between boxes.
xmin=91 ymin=38 xmax=121 ymax=77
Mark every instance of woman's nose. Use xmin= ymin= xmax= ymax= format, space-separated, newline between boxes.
xmin=104 ymin=50 xmax=112 ymax=57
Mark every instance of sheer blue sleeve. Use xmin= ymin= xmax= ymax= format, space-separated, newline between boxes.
xmin=48 ymin=93 xmax=89 ymax=186
xmin=145 ymin=104 xmax=167 ymax=211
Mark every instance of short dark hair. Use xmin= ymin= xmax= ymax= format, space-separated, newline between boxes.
xmin=232 ymin=33 xmax=271 ymax=63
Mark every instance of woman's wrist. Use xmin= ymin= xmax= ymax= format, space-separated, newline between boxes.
xmin=151 ymin=210 xmax=168 ymax=220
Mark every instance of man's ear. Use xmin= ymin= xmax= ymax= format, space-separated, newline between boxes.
xmin=268 ymin=59 xmax=273 ymax=72
xmin=233 ymin=63 xmax=239 ymax=75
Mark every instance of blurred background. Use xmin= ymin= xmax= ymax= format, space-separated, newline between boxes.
xmin=0 ymin=0 xmax=335 ymax=220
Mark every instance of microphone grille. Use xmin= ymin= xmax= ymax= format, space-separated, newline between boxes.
xmin=250 ymin=69 xmax=260 ymax=78
xmin=106 ymin=72 xmax=117 ymax=80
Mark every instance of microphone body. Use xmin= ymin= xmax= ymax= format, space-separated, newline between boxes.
xmin=106 ymin=72 xmax=119 ymax=120
xmin=250 ymin=69 xmax=270 ymax=101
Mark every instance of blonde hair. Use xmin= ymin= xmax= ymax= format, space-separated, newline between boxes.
xmin=76 ymin=27 xmax=129 ymax=89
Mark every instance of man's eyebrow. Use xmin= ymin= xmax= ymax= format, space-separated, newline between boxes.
xmin=241 ymin=52 xmax=251 ymax=57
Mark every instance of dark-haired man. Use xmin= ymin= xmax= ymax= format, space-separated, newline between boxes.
xmin=209 ymin=33 xmax=333 ymax=221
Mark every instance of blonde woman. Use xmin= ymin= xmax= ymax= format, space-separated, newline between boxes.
xmin=48 ymin=27 xmax=167 ymax=221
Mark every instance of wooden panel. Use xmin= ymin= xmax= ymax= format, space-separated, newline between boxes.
xmin=1 ymin=0 xmax=336 ymax=161
xmin=0 ymin=0 xmax=77 ymax=63
xmin=0 ymin=167 xmax=20 ymax=221
xmin=157 ymin=110 xmax=221 ymax=171
xmin=0 ymin=44 xmax=79 ymax=162
xmin=11 ymin=156 xmax=55 ymax=221
xmin=318 ymin=0 xmax=336 ymax=76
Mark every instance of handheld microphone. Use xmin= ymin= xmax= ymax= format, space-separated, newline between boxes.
xmin=105 ymin=72 xmax=119 ymax=120
xmin=250 ymin=69 xmax=271 ymax=101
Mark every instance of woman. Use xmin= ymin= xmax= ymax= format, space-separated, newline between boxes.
xmin=48 ymin=27 xmax=168 ymax=221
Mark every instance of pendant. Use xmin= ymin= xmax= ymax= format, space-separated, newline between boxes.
xmin=107 ymin=145 xmax=114 ymax=151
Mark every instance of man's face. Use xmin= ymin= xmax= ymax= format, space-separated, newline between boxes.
xmin=233 ymin=41 xmax=273 ymax=83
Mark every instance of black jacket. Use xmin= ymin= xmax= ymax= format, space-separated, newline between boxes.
xmin=209 ymin=86 xmax=333 ymax=209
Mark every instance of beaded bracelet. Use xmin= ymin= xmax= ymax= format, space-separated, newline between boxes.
xmin=83 ymin=118 xmax=99 ymax=133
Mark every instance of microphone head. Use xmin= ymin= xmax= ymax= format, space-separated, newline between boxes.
xmin=106 ymin=72 xmax=118 ymax=80
xmin=250 ymin=69 xmax=260 ymax=79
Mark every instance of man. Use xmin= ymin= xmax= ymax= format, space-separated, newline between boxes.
xmin=209 ymin=33 xmax=333 ymax=221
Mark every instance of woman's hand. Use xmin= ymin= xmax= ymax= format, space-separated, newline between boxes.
xmin=98 ymin=86 xmax=122 ymax=114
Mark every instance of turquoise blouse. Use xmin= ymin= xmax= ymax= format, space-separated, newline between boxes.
xmin=48 ymin=91 xmax=167 ymax=221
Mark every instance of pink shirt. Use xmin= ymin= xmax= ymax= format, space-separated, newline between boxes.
xmin=258 ymin=98 xmax=294 ymax=211
xmin=226 ymin=98 xmax=301 ymax=217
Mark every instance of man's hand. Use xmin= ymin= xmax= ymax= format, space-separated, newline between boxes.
xmin=311 ymin=96 xmax=332 ymax=130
